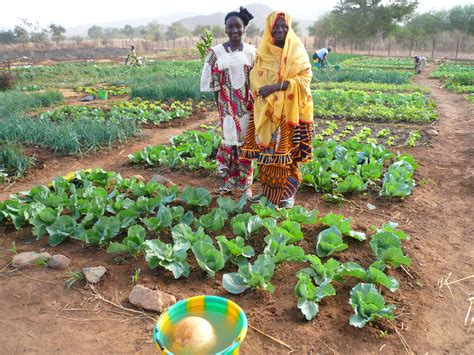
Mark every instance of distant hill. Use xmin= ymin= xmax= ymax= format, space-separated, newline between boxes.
xmin=66 ymin=12 xmax=199 ymax=36
xmin=66 ymin=3 xmax=316 ymax=37
xmin=177 ymin=3 xmax=273 ymax=29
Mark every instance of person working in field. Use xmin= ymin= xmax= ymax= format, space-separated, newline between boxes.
xmin=313 ymin=46 xmax=332 ymax=69
xmin=125 ymin=45 xmax=138 ymax=66
xmin=414 ymin=55 xmax=427 ymax=74
xmin=241 ymin=11 xmax=313 ymax=208
xmin=200 ymin=7 xmax=256 ymax=197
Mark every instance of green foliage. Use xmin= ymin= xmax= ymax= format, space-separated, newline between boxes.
xmin=0 ymin=115 xmax=139 ymax=155
xmin=302 ymin=139 xmax=404 ymax=197
xmin=180 ymin=186 xmax=212 ymax=207
xmin=349 ymin=283 xmax=395 ymax=328
xmin=312 ymin=89 xmax=437 ymax=123
xmin=192 ymin=241 xmax=225 ymax=277
xmin=46 ymin=215 xmax=84 ymax=247
xmin=222 ymin=254 xmax=276 ymax=294
xmin=144 ymin=239 xmax=190 ymax=279
xmin=141 ymin=205 xmax=173 ymax=232
xmin=278 ymin=205 xmax=318 ymax=224
xmin=380 ymin=158 xmax=416 ymax=198
xmin=171 ymin=223 xmax=212 ymax=249
xmin=196 ymin=30 xmax=213 ymax=62
xmin=263 ymin=233 xmax=306 ymax=264
xmin=313 ymin=68 xmax=414 ymax=84
xmin=295 ymin=273 xmax=336 ymax=320
xmin=370 ymin=229 xmax=411 ymax=268
xmin=107 ymin=225 xmax=146 ymax=257
xmin=0 ymin=143 xmax=33 ymax=179
xmin=196 ymin=208 xmax=228 ymax=232
xmin=129 ymin=130 xmax=220 ymax=170
xmin=0 ymin=90 xmax=63 ymax=118
xmin=404 ymin=130 xmax=421 ymax=147
xmin=316 ymin=226 xmax=349 ymax=257
xmin=250 ymin=197 xmax=280 ymax=219
xmin=216 ymin=236 xmax=254 ymax=267
xmin=312 ymin=81 xmax=428 ymax=93
xmin=230 ymin=213 xmax=263 ymax=239
xmin=216 ymin=196 xmax=247 ymax=214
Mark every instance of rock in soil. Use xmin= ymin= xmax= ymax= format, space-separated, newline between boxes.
xmin=82 ymin=266 xmax=107 ymax=283
xmin=11 ymin=252 xmax=51 ymax=268
xmin=47 ymin=254 xmax=71 ymax=270
xmin=152 ymin=174 xmax=175 ymax=187
xmin=426 ymin=129 xmax=439 ymax=136
xmin=129 ymin=285 xmax=176 ymax=312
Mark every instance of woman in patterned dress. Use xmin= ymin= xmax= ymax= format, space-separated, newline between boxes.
xmin=241 ymin=11 xmax=314 ymax=208
xmin=200 ymin=7 xmax=256 ymax=197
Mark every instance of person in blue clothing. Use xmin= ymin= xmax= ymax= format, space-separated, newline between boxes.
xmin=313 ymin=46 xmax=332 ymax=68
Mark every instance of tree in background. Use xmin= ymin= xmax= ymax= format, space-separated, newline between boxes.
xmin=406 ymin=11 xmax=448 ymax=58
xmin=165 ymin=22 xmax=190 ymax=40
xmin=49 ymin=24 xmax=66 ymax=44
xmin=140 ymin=21 xmax=164 ymax=41
xmin=332 ymin=0 xmax=418 ymax=54
xmin=193 ymin=25 xmax=212 ymax=37
xmin=245 ymin=23 xmax=261 ymax=38
xmin=211 ymin=25 xmax=225 ymax=39
xmin=293 ymin=21 xmax=301 ymax=36
xmin=448 ymin=5 xmax=474 ymax=58
xmin=308 ymin=13 xmax=341 ymax=51
xmin=88 ymin=25 xmax=104 ymax=39
xmin=13 ymin=25 xmax=29 ymax=43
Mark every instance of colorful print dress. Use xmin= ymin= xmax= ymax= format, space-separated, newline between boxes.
xmin=200 ymin=43 xmax=256 ymax=191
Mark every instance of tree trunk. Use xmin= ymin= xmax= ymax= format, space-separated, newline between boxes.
xmin=388 ymin=37 xmax=391 ymax=57
xmin=431 ymin=36 xmax=436 ymax=59
xmin=455 ymin=36 xmax=461 ymax=59
xmin=351 ymin=40 xmax=354 ymax=54
xmin=409 ymin=37 xmax=413 ymax=57
xmin=368 ymin=39 xmax=371 ymax=56
xmin=333 ymin=36 xmax=337 ymax=52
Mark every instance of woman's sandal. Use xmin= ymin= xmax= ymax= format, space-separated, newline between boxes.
xmin=215 ymin=186 xmax=233 ymax=195
xmin=248 ymin=193 xmax=265 ymax=203
xmin=243 ymin=189 xmax=253 ymax=199
xmin=278 ymin=197 xmax=295 ymax=209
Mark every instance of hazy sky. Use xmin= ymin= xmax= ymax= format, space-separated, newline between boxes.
xmin=1 ymin=0 xmax=472 ymax=29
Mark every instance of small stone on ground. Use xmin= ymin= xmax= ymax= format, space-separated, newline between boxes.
xmin=47 ymin=254 xmax=71 ymax=270
xmin=12 ymin=252 xmax=51 ymax=268
xmin=82 ymin=266 xmax=107 ymax=283
xmin=129 ymin=285 xmax=176 ymax=312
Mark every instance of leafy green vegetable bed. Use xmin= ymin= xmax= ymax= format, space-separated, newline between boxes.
xmin=314 ymin=119 xmax=427 ymax=147
xmin=301 ymin=139 xmax=417 ymax=198
xmin=312 ymin=89 xmax=437 ymax=123
xmin=0 ymin=168 xmax=411 ymax=328
xmin=129 ymin=130 xmax=220 ymax=170
xmin=37 ymin=99 xmax=193 ymax=126
xmin=430 ymin=64 xmax=474 ymax=94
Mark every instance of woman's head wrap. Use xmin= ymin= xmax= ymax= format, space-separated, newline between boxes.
xmin=225 ymin=6 xmax=254 ymax=26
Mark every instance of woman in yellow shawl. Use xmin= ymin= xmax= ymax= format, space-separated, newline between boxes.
xmin=241 ymin=11 xmax=313 ymax=208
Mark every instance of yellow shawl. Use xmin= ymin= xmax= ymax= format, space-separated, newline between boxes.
xmin=250 ymin=11 xmax=313 ymax=147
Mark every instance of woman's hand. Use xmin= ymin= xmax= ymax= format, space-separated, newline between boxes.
xmin=258 ymin=85 xmax=276 ymax=99
xmin=258 ymin=82 xmax=288 ymax=99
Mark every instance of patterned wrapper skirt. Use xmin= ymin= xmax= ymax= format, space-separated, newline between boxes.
xmin=241 ymin=115 xmax=313 ymax=206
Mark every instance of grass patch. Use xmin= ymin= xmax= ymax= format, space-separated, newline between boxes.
xmin=0 ymin=90 xmax=64 ymax=118
xmin=0 ymin=115 xmax=140 ymax=155
xmin=0 ymin=142 xmax=33 ymax=179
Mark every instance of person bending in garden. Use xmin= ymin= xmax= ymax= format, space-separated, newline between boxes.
xmin=313 ymin=46 xmax=332 ymax=69
xmin=200 ymin=7 xmax=256 ymax=197
xmin=414 ymin=55 xmax=426 ymax=74
xmin=241 ymin=11 xmax=313 ymax=208
xmin=125 ymin=45 xmax=138 ymax=66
